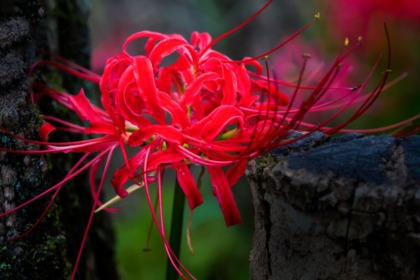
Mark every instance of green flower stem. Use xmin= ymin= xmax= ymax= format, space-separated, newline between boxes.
xmin=166 ymin=178 xmax=186 ymax=280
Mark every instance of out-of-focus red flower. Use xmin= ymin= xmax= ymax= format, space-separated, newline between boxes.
xmin=271 ymin=38 xmax=366 ymax=124
xmin=326 ymin=0 xmax=420 ymax=47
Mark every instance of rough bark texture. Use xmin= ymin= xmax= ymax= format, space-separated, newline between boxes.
xmin=0 ymin=1 xmax=72 ymax=279
xmin=247 ymin=132 xmax=420 ymax=280
xmin=0 ymin=1 xmax=118 ymax=279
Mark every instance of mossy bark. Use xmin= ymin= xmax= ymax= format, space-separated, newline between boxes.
xmin=247 ymin=132 xmax=420 ymax=280
xmin=0 ymin=1 xmax=72 ymax=279
xmin=0 ymin=0 xmax=118 ymax=279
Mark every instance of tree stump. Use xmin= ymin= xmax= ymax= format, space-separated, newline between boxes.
xmin=247 ymin=132 xmax=420 ymax=280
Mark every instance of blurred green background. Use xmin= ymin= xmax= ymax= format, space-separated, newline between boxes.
xmin=109 ymin=170 xmax=254 ymax=279
xmin=87 ymin=0 xmax=419 ymax=279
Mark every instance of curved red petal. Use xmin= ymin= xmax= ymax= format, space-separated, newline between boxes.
xmin=149 ymin=38 xmax=188 ymax=69
xmin=128 ymin=125 xmax=184 ymax=146
xmin=185 ymin=105 xmax=244 ymax=141
xmin=221 ymin=67 xmax=237 ymax=105
xmin=207 ymin=166 xmax=241 ymax=226
xmin=132 ymin=56 xmax=165 ymax=124
xmin=173 ymin=163 xmax=203 ymax=210
xmin=180 ymin=72 xmax=219 ymax=107
xmin=226 ymin=160 xmax=248 ymax=187
xmin=39 ymin=122 xmax=56 ymax=142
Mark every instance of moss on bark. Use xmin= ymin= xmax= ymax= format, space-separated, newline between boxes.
xmin=0 ymin=1 xmax=72 ymax=278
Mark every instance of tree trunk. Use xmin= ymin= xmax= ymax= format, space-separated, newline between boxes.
xmin=0 ymin=1 xmax=72 ymax=278
xmin=0 ymin=1 xmax=118 ymax=279
xmin=247 ymin=132 xmax=420 ymax=280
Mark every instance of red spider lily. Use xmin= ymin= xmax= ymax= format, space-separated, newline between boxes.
xmin=1 ymin=1 xmax=419 ymax=279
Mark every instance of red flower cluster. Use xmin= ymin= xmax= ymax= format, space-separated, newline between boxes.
xmin=99 ymin=30 xmax=293 ymax=225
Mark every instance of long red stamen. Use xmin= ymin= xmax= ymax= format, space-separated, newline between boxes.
xmin=72 ymin=147 xmax=115 ymax=280
xmin=202 ymin=0 xmax=273 ymax=54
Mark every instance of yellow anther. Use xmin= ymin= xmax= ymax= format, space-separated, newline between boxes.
xmin=302 ymin=53 xmax=311 ymax=59
xmin=344 ymin=37 xmax=349 ymax=47
xmin=220 ymin=128 xmax=239 ymax=140
xmin=187 ymin=104 xmax=192 ymax=119
xmin=314 ymin=12 xmax=321 ymax=20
